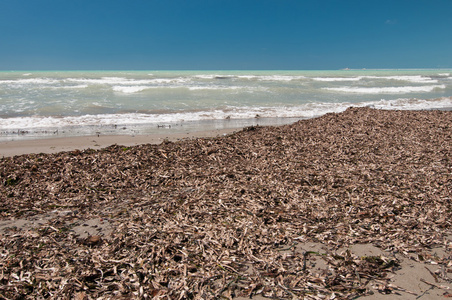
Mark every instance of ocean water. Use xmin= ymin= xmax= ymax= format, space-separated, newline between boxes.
xmin=0 ymin=69 xmax=451 ymax=141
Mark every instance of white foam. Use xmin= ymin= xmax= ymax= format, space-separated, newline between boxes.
xmin=194 ymin=75 xmax=215 ymax=79
xmin=234 ymin=75 xmax=306 ymax=81
xmin=324 ymin=85 xmax=446 ymax=94
xmin=112 ymin=86 xmax=150 ymax=93
xmin=0 ymin=78 xmax=59 ymax=85
xmin=150 ymin=78 xmax=180 ymax=84
xmin=364 ymin=75 xmax=438 ymax=83
xmin=52 ymin=84 xmax=88 ymax=89
xmin=369 ymin=97 xmax=452 ymax=110
xmin=312 ymin=75 xmax=438 ymax=83
xmin=2 ymin=96 xmax=449 ymax=132
xmin=0 ymin=109 xmax=323 ymax=130
xmin=187 ymin=85 xmax=243 ymax=91
xmin=111 ymin=83 xmax=232 ymax=93
xmin=3 ymin=76 xmax=182 ymax=87
xmin=66 ymin=77 xmax=145 ymax=85
xmin=257 ymin=75 xmax=306 ymax=81
xmin=236 ymin=75 xmax=258 ymax=80
xmin=312 ymin=77 xmax=362 ymax=82
xmin=194 ymin=75 xmax=234 ymax=79
xmin=147 ymin=78 xmax=190 ymax=85
xmin=64 ymin=77 xmax=191 ymax=92
xmin=110 ymin=84 xmax=248 ymax=93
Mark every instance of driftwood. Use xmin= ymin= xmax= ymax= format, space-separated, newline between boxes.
xmin=0 ymin=107 xmax=451 ymax=299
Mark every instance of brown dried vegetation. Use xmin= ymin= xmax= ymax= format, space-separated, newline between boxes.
xmin=0 ymin=107 xmax=451 ymax=299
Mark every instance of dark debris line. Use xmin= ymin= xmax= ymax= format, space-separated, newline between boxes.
xmin=0 ymin=107 xmax=451 ymax=299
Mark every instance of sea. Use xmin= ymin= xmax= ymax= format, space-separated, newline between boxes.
xmin=0 ymin=69 xmax=451 ymax=141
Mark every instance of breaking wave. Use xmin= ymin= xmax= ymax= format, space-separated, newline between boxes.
xmin=324 ymin=85 xmax=446 ymax=94
xmin=1 ymin=97 xmax=450 ymax=131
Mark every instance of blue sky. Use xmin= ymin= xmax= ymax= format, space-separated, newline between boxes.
xmin=1 ymin=0 xmax=451 ymax=70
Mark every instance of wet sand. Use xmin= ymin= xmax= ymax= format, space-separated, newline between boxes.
xmin=0 ymin=117 xmax=303 ymax=157
xmin=0 ymin=128 xmax=238 ymax=157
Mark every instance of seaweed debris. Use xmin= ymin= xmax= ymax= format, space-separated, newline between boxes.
xmin=0 ymin=107 xmax=451 ymax=299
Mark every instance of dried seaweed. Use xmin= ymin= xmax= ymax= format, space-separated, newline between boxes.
xmin=0 ymin=107 xmax=451 ymax=299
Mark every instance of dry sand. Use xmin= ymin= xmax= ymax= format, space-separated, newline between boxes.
xmin=1 ymin=108 xmax=451 ymax=299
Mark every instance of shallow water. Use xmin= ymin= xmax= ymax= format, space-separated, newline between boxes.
xmin=1 ymin=69 xmax=451 ymax=141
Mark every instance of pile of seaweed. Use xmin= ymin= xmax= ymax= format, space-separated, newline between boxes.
xmin=1 ymin=107 xmax=451 ymax=299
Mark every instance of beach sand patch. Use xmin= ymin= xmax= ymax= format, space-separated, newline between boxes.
xmin=0 ymin=212 xmax=114 ymax=241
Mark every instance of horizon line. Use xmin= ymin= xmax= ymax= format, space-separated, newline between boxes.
xmin=1 ymin=68 xmax=451 ymax=72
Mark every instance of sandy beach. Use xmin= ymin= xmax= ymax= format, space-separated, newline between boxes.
xmin=1 ymin=108 xmax=451 ymax=299
xmin=0 ymin=128 xmax=239 ymax=158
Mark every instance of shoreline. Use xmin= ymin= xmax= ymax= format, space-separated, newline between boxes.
xmin=2 ymin=107 xmax=452 ymax=157
xmin=0 ymin=116 xmax=302 ymax=157
xmin=0 ymin=128 xmax=239 ymax=157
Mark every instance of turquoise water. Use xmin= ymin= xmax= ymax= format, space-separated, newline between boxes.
xmin=0 ymin=70 xmax=451 ymax=140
